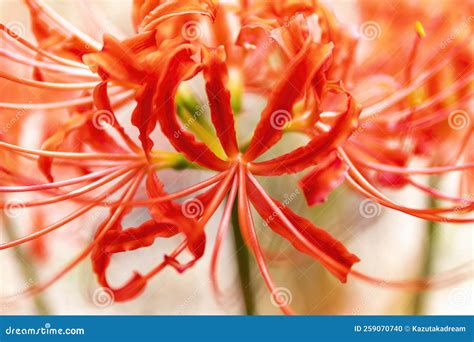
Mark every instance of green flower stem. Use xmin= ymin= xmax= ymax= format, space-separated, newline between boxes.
xmin=231 ymin=199 xmax=255 ymax=315
xmin=413 ymin=178 xmax=439 ymax=314
xmin=2 ymin=213 xmax=50 ymax=315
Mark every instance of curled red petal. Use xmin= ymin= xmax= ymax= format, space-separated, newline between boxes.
xmin=249 ymin=87 xmax=360 ymax=175
xmin=92 ymin=218 xmax=179 ymax=302
xmin=246 ymin=177 xmax=359 ymax=283
xmin=37 ymin=115 xmax=88 ymax=182
xmin=155 ymin=45 xmax=229 ymax=170
xmin=25 ymin=0 xmax=97 ymax=59
xmin=93 ymin=82 xmax=140 ymax=152
xmin=299 ymin=153 xmax=348 ymax=206
xmin=138 ymin=0 xmax=218 ymax=32
xmin=203 ymin=47 xmax=239 ymax=158
xmin=83 ymin=34 xmax=151 ymax=85
xmin=145 ymin=171 xmax=207 ymax=260
xmin=102 ymin=220 xmax=179 ymax=254
xmin=243 ymin=41 xmax=334 ymax=162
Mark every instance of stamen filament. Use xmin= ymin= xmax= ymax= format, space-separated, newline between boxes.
xmin=0 ymin=24 xmax=89 ymax=69
xmin=0 ymin=48 xmax=98 ymax=78
xmin=25 ymin=0 xmax=102 ymax=51
xmin=0 ymin=166 xmax=121 ymax=192
xmin=0 ymin=169 xmax=138 ymax=250
xmin=9 ymin=170 xmax=145 ymax=300
xmin=210 ymin=176 xmax=238 ymax=296
xmin=0 ymin=70 xmax=100 ymax=90
xmin=0 ymin=142 xmax=144 ymax=160
xmin=0 ymin=163 xmax=141 ymax=208
xmin=238 ymin=165 xmax=295 ymax=315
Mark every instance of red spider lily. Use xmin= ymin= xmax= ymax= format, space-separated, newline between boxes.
xmin=340 ymin=0 xmax=474 ymax=212
xmin=0 ymin=0 xmax=473 ymax=315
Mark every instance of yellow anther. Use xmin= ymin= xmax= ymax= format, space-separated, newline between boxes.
xmin=415 ymin=21 xmax=426 ymax=38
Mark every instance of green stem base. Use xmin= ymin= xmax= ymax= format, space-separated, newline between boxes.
xmin=231 ymin=200 xmax=255 ymax=315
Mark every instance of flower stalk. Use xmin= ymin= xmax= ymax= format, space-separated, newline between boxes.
xmin=2 ymin=213 xmax=50 ymax=315
xmin=231 ymin=199 xmax=255 ymax=315
xmin=413 ymin=177 xmax=440 ymax=314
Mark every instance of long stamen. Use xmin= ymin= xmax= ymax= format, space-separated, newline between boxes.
xmin=0 ymin=169 xmax=138 ymax=250
xmin=0 ymin=166 xmax=121 ymax=192
xmin=0 ymin=24 xmax=89 ymax=69
xmin=340 ymin=148 xmax=473 ymax=221
xmin=0 ymin=90 xmax=133 ymax=110
xmin=350 ymin=261 xmax=473 ymax=291
xmin=120 ymin=171 xmax=229 ymax=207
xmin=405 ymin=21 xmax=425 ymax=85
xmin=247 ymin=169 xmax=473 ymax=290
xmin=361 ymin=42 xmax=469 ymax=119
xmin=364 ymin=76 xmax=472 ymax=124
xmin=238 ymin=165 xmax=295 ymax=315
xmin=0 ymin=141 xmax=144 ymax=161
xmin=0 ymin=163 xmax=141 ymax=208
xmin=25 ymin=0 xmax=102 ymax=51
xmin=346 ymin=174 xmax=473 ymax=222
xmin=199 ymin=165 xmax=238 ymax=224
xmin=210 ymin=176 xmax=238 ymax=296
xmin=0 ymin=70 xmax=101 ymax=90
xmin=5 ymin=170 xmax=146 ymax=300
xmin=408 ymin=179 xmax=474 ymax=204
xmin=77 ymin=0 xmax=126 ymax=39
xmin=347 ymin=150 xmax=474 ymax=175
xmin=0 ymin=48 xmax=98 ymax=79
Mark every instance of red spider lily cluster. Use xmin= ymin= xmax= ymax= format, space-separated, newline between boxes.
xmin=0 ymin=0 xmax=472 ymax=314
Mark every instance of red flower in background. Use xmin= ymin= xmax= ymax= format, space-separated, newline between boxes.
xmin=0 ymin=0 xmax=472 ymax=314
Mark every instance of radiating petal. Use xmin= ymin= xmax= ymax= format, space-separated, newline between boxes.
xmin=154 ymin=45 xmax=229 ymax=170
xmin=250 ymin=87 xmax=360 ymax=175
xmin=243 ymin=41 xmax=333 ymax=161
xmin=246 ymin=177 xmax=359 ymax=283
xmin=203 ymin=47 xmax=239 ymax=158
